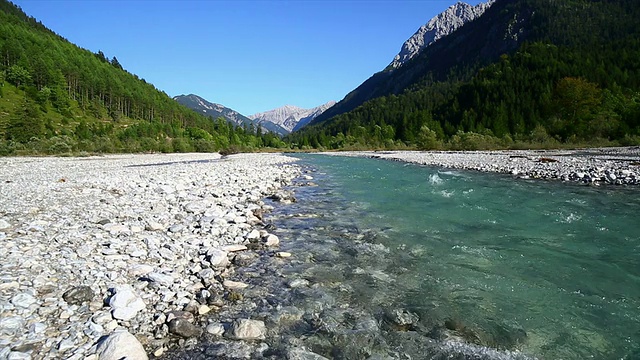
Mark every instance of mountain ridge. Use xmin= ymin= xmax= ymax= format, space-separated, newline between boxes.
xmin=173 ymin=94 xmax=289 ymax=135
xmin=289 ymin=0 xmax=640 ymax=149
xmin=389 ymin=0 xmax=494 ymax=69
xmin=310 ymin=0 xmax=501 ymax=126
xmin=250 ymin=101 xmax=336 ymax=134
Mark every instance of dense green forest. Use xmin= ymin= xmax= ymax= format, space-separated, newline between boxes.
xmin=0 ymin=0 xmax=285 ymax=155
xmin=290 ymin=0 xmax=640 ymax=150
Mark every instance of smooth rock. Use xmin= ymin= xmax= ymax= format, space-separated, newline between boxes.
xmin=62 ymin=286 xmax=95 ymax=305
xmin=222 ymin=244 xmax=248 ymax=252
xmin=0 ymin=219 xmax=10 ymax=230
xmin=287 ymin=348 xmax=330 ymax=360
xmin=227 ymin=319 xmax=266 ymax=340
xmin=168 ymin=318 xmax=203 ymax=338
xmin=0 ymin=316 xmax=24 ymax=336
xmin=264 ymin=234 xmax=280 ymax=247
xmin=11 ymin=293 xmax=37 ymax=308
xmin=109 ymin=286 xmax=145 ymax=321
xmin=223 ymin=280 xmax=249 ymax=290
xmin=208 ymin=249 xmax=229 ymax=268
xmin=129 ymin=264 xmax=154 ymax=277
xmin=145 ymin=221 xmax=164 ymax=231
xmin=276 ymin=252 xmax=292 ymax=258
xmin=7 ymin=352 xmax=31 ymax=360
xmin=96 ymin=330 xmax=148 ymax=360
xmin=206 ymin=323 xmax=225 ymax=336
xmin=147 ymin=272 xmax=174 ymax=286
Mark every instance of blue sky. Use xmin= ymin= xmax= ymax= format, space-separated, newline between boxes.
xmin=14 ymin=0 xmax=482 ymax=115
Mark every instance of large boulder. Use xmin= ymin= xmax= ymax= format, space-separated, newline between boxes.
xmin=96 ymin=330 xmax=148 ymax=360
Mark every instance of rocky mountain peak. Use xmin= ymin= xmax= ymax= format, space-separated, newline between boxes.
xmin=250 ymin=101 xmax=336 ymax=133
xmin=389 ymin=0 xmax=495 ymax=69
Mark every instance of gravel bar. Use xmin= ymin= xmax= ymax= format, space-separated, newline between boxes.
xmin=322 ymin=147 xmax=640 ymax=185
xmin=0 ymin=153 xmax=301 ymax=360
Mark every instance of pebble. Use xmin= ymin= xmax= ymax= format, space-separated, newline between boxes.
xmin=0 ymin=153 xmax=301 ymax=359
xmin=223 ymin=280 xmax=249 ymax=290
xmin=206 ymin=323 xmax=225 ymax=336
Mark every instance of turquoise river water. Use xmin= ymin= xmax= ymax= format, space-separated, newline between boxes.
xmin=267 ymin=154 xmax=640 ymax=359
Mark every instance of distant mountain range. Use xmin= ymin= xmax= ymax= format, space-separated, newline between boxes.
xmin=173 ymin=94 xmax=289 ymax=135
xmin=174 ymin=94 xmax=334 ymax=135
xmin=250 ymin=101 xmax=336 ymax=133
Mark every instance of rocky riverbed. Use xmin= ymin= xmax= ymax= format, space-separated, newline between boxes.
xmin=0 ymin=153 xmax=301 ymax=360
xmin=323 ymin=147 xmax=640 ymax=185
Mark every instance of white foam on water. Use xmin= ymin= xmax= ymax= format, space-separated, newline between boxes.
xmin=440 ymin=190 xmax=455 ymax=198
xmin=429 ymin=173 xmax=443 ymax=185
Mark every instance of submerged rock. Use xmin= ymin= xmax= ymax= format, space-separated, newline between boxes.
xmin=227 ymin=319 xmax=266 ymax=340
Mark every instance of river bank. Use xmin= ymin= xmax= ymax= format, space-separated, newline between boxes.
xmin=322 ymin=147 xmax=640 ymax=185
xmin=0 ymin=153 xmax=301 ymax=359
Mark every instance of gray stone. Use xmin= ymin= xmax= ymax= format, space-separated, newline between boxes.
xmin=385 ymin=308 xmax=419 ymax=327
xmin=264 ymin=234 xmax=280 ymax=247
xmin=0 ymin=219 xmax=10 ymax=230
xmin=287 ymin=348 xmax=330 ymax=360
xmin=129 ymin=264 xmax=154 ymax=277
xmin=145 ymin=221 xmax=164 ymax=231
xmin=207 ymin=249 xmax=229 ymax=268
xmin=10 ymin=293 xmax=37 ymax=308
xmin=0 ymin=316 xmax=24 ymax=336
xmin=223 ymin=280 xmax=249 ymax=290
xmin=7 ymin=352 xmax=31 ymax=360
xmin=62 ymin=286 xmax=95 ymax=305
xmin=96 ymin=330 xmax=148 ymax=360
xmin=168 ymin=224 xmax=184 ymax=233
xmin=109 ymin=286 xmax=145 ymax=321
xmin=168 ymin=318 xmax=203 ymax=338
xmin=227 ymin=319 xmax=266 ymax=340
xmin=147 ymin=272 xmax=174 ymax=286
xmin=206 ymin=323 xmax=225 ymax=336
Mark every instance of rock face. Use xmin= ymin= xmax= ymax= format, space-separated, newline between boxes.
xmin=389 ymin=1 xmax=495 ymax=69
xmin=250 ymin=101 xmax=336 ymax=133
xmin=96 ymin=330 xmax=148 ymax=360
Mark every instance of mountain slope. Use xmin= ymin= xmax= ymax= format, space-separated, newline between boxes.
xmin=390 ymin=1 xmax=494 ymax=69
xmin=290 ymin=0 xmax=640 ymax=149
xmin=249 ymin=101 xmax=335 ymax=134
xmin=0 ymin=0 xmax=273 ymax=154
xmin=174 ymin=94 xmax=251 ymax=127
xmin=311 ymin=0 xmax=503 ymax=125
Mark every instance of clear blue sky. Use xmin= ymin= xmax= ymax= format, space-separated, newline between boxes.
xmin=14 ymin=0 xmax=482 ymax=115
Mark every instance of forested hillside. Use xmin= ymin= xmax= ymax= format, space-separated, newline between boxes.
xmin=291 ymin=0 xmax=640 ymax=150
xmin=0 ymin=1 xmax=282 ymax=155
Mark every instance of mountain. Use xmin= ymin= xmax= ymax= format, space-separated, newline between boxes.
xmin=174 ymin=94 xmax=250 ymax=127
xmin=290 ymin=0 xmax=640 ymax=149
xmin=249 ymin=101 xmax=336 ymax=134
xmin=389 ymin=1 xmax=494 ymax=69
xmin=310 ymin=0 xmax=499 ymax=126
xmin=0 ymin=0 xmax=275 ymax=154
xmin=174 ymin=94 xmax=289 ymax=135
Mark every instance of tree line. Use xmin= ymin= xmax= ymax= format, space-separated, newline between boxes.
xmin=0 ymin=0 xmax=286 ymax=155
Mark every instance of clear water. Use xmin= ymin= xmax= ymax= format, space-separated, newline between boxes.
xmin=271 ymin=154 xmax=640 ymax=359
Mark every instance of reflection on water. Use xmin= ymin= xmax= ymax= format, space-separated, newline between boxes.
xmin=269 ymin=154 xmax=640 ymax=359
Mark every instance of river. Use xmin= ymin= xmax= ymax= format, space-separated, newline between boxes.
xmin=263 ymin=154 xmax=640 ymax=359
